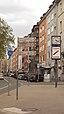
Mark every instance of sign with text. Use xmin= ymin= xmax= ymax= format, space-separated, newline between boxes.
xmin=51 ymin=47 xmax=61 ymax=59
xmin=51 ymin=36 xmax=61 ymax=60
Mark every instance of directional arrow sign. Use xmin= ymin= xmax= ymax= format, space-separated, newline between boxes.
xmin=8 ymin=50 xmax=12 ymax=57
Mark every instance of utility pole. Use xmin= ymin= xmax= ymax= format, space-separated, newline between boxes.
xmin=54 ymin=60 xmax=58 ymax=88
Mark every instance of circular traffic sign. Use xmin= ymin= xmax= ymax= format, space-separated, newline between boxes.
xmin=8 ymin=50 xmax=12 ymax=57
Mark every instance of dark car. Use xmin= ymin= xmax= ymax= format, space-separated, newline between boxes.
xmin=30 ymin=74 xmax=37 ymax=82
xmin=3 ymin=72 xmax=7 ymax=76
xmin=18 ymin=73 xmax=27 ymax=80
xmin=38 ymin=74 xmax=44 ymax=82
xmin=18 ymin=74 xmax=24 ymax=80
xmin=29 ymin=74 xmax=44 ymax=82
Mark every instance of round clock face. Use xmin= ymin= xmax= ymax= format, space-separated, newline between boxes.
xmin=52 ymin=37 xmax=60 ymax=44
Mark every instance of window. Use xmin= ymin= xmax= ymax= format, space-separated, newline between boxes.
xmin=42 ymin=55 xmax=44 ymax=61
xmin=40 ymin=36 xmax=42 ymax=42
xmin=42 ymin=35 xmax=44 ymax=40
xmin=47 ymin=40 xmax=50 ymax=46
xmin=51 ymin=25 xmax=54 ymax=32
xmin=51 ymin=13 xmax=54 ymax=20
xmin=40 ymin=56 xmax=44 ymax=62
xmin=36 ymin=56 xmax=39 ymax=61
xmin=42 ymin=25 xmax=44 ymax=31
xmin=39 ymin=45 xmax=44 ymax=52
xmin=42 ymin=45 xmax=44 ymax=51
xmin=29 ymin=47 xmax=31 ymax=51
xmin=47 ymin=28 xmax=50 ymax=35
xmin=40 ymin=27 xmax=42 ymax=33
xmin=39 ymin=47 xmax=42 ymax=52
xmin=36 ymin=39 xmax=39 ymax=42
xmin=60 ymin=2 xmax=62 ymax=13
xmin=40 ymin=56 xmax=42 ymax=62
xmin=54 ymin=13 xmax=56 ymax=18
xmin=47 ymin=17 xmax=50 ymax=24
xmin=60 ymin=21 xmax=62 ymax=34
xmin=36 ymin=47 xmax=39 ymax=50
xmin=40 ymin=35 xmax=44 ymax=42
xmin=54 ymin=26 xmax=56 ymax=35
xmin=47 ymin=52 xmax=50 ymax=59
xmin=36 ymin=30 xmax=38 ymax=33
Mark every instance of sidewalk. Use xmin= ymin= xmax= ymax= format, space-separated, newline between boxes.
xmin=0 ymin=83 xmax=64 ymax=114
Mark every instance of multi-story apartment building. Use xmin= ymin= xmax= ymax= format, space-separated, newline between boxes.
xmin=12 ymin=48 xmax=17 ymax=72
xmin=38 ymin=0 xmax=64 ymax=67
xmin=46 ymin=1 xmax=57 ymax=66
xmin=18 ymin=36 xmax=36 ymax=73
xmin=57 ymin=0 xmax=64 ymax=51
xmin=39 ymin=13 xmax=46 ymax=66
xmin=31 ymin=23 xmax=39 ymax=73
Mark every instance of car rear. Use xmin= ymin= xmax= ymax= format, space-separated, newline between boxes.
xmin=0 ymin=73 xmax=4 ymax=80
xmin=30 ymin=74 xmax=37 ymax=82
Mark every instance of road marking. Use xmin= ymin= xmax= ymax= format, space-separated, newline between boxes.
xmin=3 ymin=107 xmax=32 ymax=114
xmin=0 ymin=85 xmax=8 ymax=90
xmin=4 ymin=78 xmax=8 ymax=82
xmin=0 ymin=78 xmax=11 ymax=90
xmin=0 ymin=83 xmax=11 ymax=90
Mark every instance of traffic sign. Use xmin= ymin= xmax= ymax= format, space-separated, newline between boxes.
xmin=51 ymin=36 xmax=61 ymax=60
xmin=51 ymin=47 xmax=60 ymax=59
xmin=8 ymin=50 xmax=12 ymax=57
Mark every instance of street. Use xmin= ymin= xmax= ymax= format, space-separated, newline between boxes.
xmin=0 ymin=77 xmax=64 ymax=114
xmin=0 ymin=77 xmax=21 ymax=95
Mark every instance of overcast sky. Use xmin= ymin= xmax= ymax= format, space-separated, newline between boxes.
xmin=0 ymin=0 xmax=53 ymax=38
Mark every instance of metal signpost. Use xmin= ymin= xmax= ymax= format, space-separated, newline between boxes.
xmin=37 ymin=64 xmax=40 ymax=81
xmin=8 ymin=50 xmax=12 ymax=95
xmin=16 ymin=38 xmax=19 ymax=100
xmin=51 ymin=36 xmax=61 ymax=88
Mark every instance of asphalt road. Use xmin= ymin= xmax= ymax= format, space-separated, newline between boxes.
xmin=0 ymin=77 xmax=21 ymax=95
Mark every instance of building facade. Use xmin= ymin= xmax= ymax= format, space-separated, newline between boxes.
xmin=18 ymin=36 xmax=36 ymax=73
xmin=39 ymin=14 xmax=46 ymax=66
xmin=31 ymin=23 xmax=39 ymax=73
xmin=12 ymin=48 xmax=17 ymax=72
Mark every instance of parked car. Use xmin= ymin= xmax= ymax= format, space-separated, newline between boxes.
xmin=10 ymin=72 xmax=15 ymax=77
xmin=37 ymin=74 xmax=44 ymax=82
xmin=18 ymin=74 xmax=23 ymax=80
xmin=18 ymin=74 xmax=25 ymax=80
xmin=0 ymin=72 xmax=4 ymax=80
xmin=27 ymin=74 xmax=44 ymax=82
xmin=29 ymin=74 xmax=37 ymax=82
xmin=3 ymin=72 xmax=7 ymax=76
